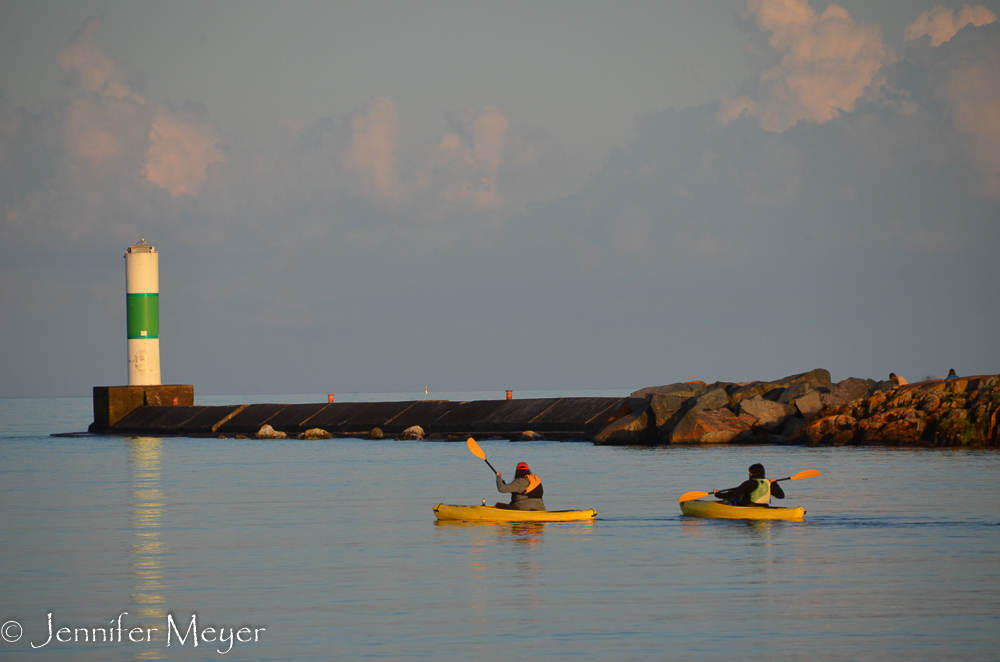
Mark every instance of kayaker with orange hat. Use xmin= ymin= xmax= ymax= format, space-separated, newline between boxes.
xmin=495 ymin=461 xmax=546 ymax=511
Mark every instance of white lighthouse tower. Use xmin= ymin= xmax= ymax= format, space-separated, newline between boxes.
xmin=125 ymin=239 xmax=161 ymax=385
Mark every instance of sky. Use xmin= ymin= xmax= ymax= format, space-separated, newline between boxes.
xmin=1 ymin=0 xmax=999 ymax=398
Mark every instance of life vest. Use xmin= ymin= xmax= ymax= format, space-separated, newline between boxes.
xmin=749 ymin=478 xmax=770 ymax=504
xmin=521 ymin=474 xmax=544 ymax=499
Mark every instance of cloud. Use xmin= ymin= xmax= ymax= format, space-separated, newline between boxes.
xmin=343 ymin=100 xmax=517 ymax=219
xmin=427 ymin=106 xmax=509 ymax=211
xmin=341 ymin=96 xmax=403 ymax=204
xmin=923 ymin=23 xmax=1000 ymax=196
xmin=905 ymin=4 xmax=997 ymax=47
xmin=57 ymin=18 xmax=151 ymax=170
xmin=3 ymin=17 xmax=553 ymax=265
xmin=0 ymin=16 xmax=237 ymax=252
xmin=145 ymin=107 xmax=227 ymax=197
xmin=57 ymin=17 xmax=142 ymax=102
xmin=720 ymin=0 xmax=886 ymax=132
xmin=60 ymin=17 xmax=226 ymax=198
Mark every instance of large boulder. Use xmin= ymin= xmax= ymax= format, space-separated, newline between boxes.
xmin=831 ymin=377 xmax=872 ymax=404
xmin=303 ymin=428 xmax=333 ymax=439
xmin=256 ymin=424 xmax=287 ymax=439
xmin=781 ymin=416 xmax=807 ymax=437
xmin=708 ymin=381 xmax=736 ymax=394
xmin=670 ymin=408 xmax=754 ymax=444
xmin=736 ymin=395 xmax=788 ymax=431
xmin=932 ymin=410 xmax=976 ymax=446
xmin=650 ymin=387 xmax=732 ymax=442
xmin=820 ymin=393 xmax=847 ymax=408
xmin=790 ymin=415 xmax=859 ymax=445
xmin=632 ymin=383 xmax=714 ymax=442
xmin=688 ymin=388 xmax=731 ymax=412
xmin=778 ymin=381 xmax=813 ymax=404
xmin=593 ymin=410 xmax=654 ymax=445
xmin=397 ymin=425 xmax=425 ymax=440
xmin=648 ymin=392 xmax=691 ymax=427
xmin=773 ymin=368 xmax=832 ymax=390
xmin=729 ymin=381 xmax=783 ymax=405
xmin=627 ymin=397 xmax=651 ymax=413
xmin=631 ymin=382 xmax=709 ymax=400
xmin=858 ymin=409 xmax=926 ymax=445
xmin=792 ymin=391 xmax=824 ymax=419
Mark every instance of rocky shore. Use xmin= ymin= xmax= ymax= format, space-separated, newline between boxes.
xmin=593 ymin=369 xmax=1000 ymax=447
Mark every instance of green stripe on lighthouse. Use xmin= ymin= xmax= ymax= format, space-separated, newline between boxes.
xmin=127 ymin=293 xmax=159 ymax=339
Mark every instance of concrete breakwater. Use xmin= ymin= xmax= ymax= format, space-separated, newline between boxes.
xmin=598 ymin=369 xmax=1000 ymax=448
xmin=93 ymin=392 xmax=626 ymax=441
xmin=85 ymin=369 xmax=1000 ymax=447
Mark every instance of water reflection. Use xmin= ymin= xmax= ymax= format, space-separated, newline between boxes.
xmin=433 ymin=520 xmax=595 ymax=628
xmin=127 ymin=438 xmax=166 ymax=660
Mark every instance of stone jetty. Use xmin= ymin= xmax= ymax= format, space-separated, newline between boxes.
xmin=596 ymin=369 xmax=1000 ymax=448
xmin=85 ymin=370 xmax=1000 ymax=447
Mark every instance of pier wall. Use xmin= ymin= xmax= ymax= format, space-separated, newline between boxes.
xmin=97 ymin=396 xmax=627 ymax=440
xmin=91 ymin=385 xmax=194 ymax=430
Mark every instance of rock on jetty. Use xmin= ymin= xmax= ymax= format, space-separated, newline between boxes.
xmin=593 ymin=370 xmax=1000 ymax=447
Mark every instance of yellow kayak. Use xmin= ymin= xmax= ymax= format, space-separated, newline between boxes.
xmin=433 ymin=503 xmax=597 ymax=522
xmin=680 ymin=500 xmax=805 ymax=520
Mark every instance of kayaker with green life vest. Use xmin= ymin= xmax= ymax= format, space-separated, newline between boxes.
xmin=713 ymin=463 xmax=785 ymax=507
xmin=495 ymin=461 xmax=546 ymax=511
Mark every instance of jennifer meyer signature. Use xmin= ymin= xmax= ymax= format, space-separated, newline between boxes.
xmin=2 ymin=612 xmax=265 ymax=655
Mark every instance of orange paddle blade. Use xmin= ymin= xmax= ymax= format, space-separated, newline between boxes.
xmin=466 ymin=437 xmax=485 ymax=459
xmin=790 ymin=469 xmax=821 ymax=480
xmin=679 ymin=490 xmax=709 ymax=503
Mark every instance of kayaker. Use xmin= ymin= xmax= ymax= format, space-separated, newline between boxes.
xmin=713 ymin=463 xmax=784 ymax=507
xmin=495 ymin=461 xmax=546 ymax=511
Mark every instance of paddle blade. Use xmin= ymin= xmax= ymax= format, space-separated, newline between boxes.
xmin=679 ymin=490 xmax=709 ymax=503
xmin=790 ymin=469 xmax=821 ymax=480
xmin=466 ymin=437 xmax=485 ymax=460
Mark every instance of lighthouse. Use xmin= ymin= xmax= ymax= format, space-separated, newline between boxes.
xmin=90 ymin=240 xmax=191 ymax=432
xmin=125 ymin=239 xmax=161 ymax=385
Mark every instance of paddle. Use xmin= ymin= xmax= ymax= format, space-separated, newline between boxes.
xmin=466 ymin=437 xmax=498 ymax=475
xmin=678 ymin=469 xmax=821 ymax=502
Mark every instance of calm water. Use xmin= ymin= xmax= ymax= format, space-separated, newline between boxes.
xmin=1 ymin=394 xmax=998 ymax=661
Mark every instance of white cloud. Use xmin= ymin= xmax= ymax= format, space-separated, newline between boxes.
xmin=57 ymin=17 xmax=142 ymax=103
xmin=720 ymin=0 xmax=886 ymax=132
xmin=931 ymin=26 xmax=1000 ymax=196
xmin=0 ymin=17 xmax=236 ymax=253
xmin=429 ymin=106 xmax=509 ymax=211
xmin=905 ymin=5 xmax=997 ymax=47
xmin=342 ymin=96 xmax=403 ymax=204
xmin=343 ymin=100 xmax=515 ymax=217
xmin=58 ymin=17 xmax=226 ymax=198
xmin=145 ymin=107 xmax=227 ymax=197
